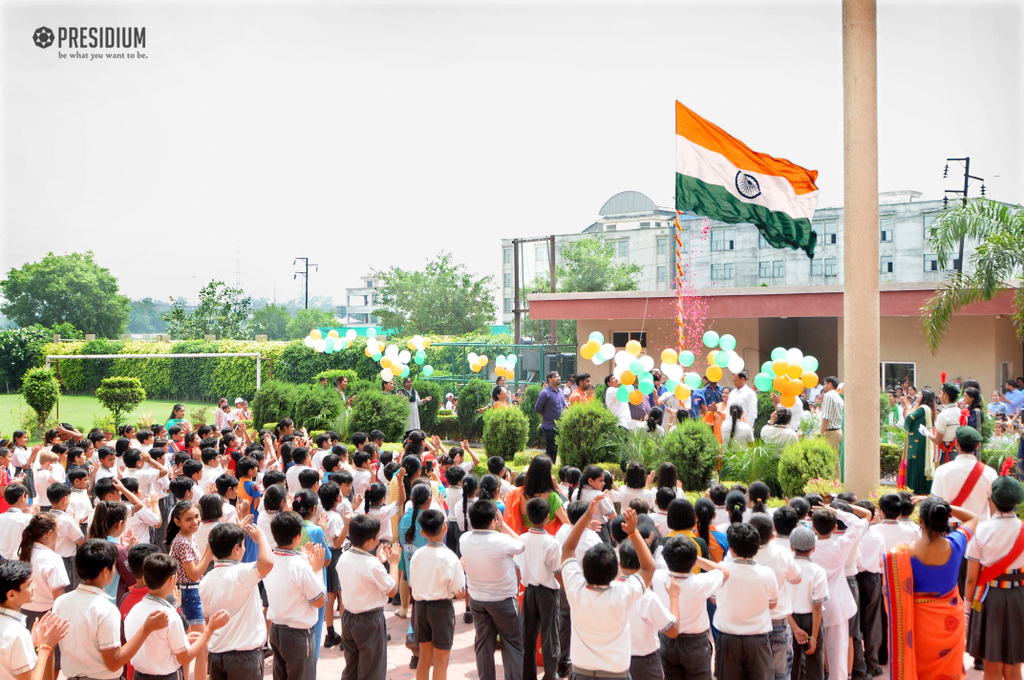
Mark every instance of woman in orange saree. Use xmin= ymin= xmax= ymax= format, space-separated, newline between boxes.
xmin=884 ymin=497 xmax=977 ymax=680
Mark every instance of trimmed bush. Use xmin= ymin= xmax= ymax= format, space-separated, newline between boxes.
xmin=433 ymin=414 xmax=462 ymax=441
xmin=292 ymin=386 xmax=345 ymax=431
xmin=457 ymin=379 xmax=492 ymax=440
xmin=519 ymin=384 xmax=543 ymax=447
xmin=719 ymin=439 xmax=783 ymax=496
xmin=169 ymin=340 xmax=220 ymax=400
xmin=482 ymin=407 xmax=529 ymax=461
xmin=777 ymin=437 xmax=838 ymax=498
xmin=95 ymin=376 xmax=147 ymax=430
xmin=347 ymin=389 xmax=409 ymax=443
xmin=754 ymin=391 xmax=775 ymax=435
xmin=251 ymin=381 xmax=302 ymax=428
xmin=412 ymin=379 xmax=444 ymax=434
xmin=21 ymin=367 xmax=61 ymax=435
xmin=593 ymin=382 xmax=607 ymax=408
xmin=554 ymin=400 xmax=620 ymax=469
xmin=880 ymin=443 xmax=902 ymax=479
xmin=662 ymin=419 xmax=718 ymax=491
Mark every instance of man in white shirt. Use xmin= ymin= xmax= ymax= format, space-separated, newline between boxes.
xmin=819 ymin=377 xmax=844 ymax=475
xmin=727 ymin=370 xmax=758 ymax=428
xmin=460 ymin=499 xmax=526 ymax=680
xmin=873 ymin=494 xmax=919 ymax=550
xmin=604 ymin=374 xmax=632 ymax=429
xmin=854 ymin=500 xmax=887 ymax=679
xmin=930 ymin=426 xmax=997 ymax=522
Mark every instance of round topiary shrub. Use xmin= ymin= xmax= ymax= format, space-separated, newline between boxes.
xmin=554 ymin=400 xmax=620 ymax=469
xmin=519 ymin=383 xmax=543 ymax=447
xmin=95 ymin=376 xmax=147 ymax=431
xmin=879 ymin=443 xmax=902 ymax=479
xmin=662 ymin=419 xmax=718 ymax=491
xmin=21 ymin=367 xmax=61 ymax=435
xmin=754 ymin=391 xmax=776 ymax=435
xmin=292 ymin=386 xmax=345 ymax=431
xmin=412 ymin=379 xmax=444 ymax=435
xmin=457 ymin=379 xmax=492 ymax=440
xmin=481 ymin=407 xmax=530 ymax=461
xmin=777 ymin=437 xmax=838 ymax=498
xmin=347 ymin=389 xmax=409 ymax=443
xmin=251 ymin=380 xmax=302 ymax=429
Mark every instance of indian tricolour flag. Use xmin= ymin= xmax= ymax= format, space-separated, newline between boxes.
xmin=675 ymin=101 xmax=819 ymax=257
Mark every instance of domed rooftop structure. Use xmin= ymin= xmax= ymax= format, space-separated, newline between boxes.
xmin=598 ymin=191 xmax=659 ymax=217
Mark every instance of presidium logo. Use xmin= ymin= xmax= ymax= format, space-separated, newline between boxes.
xmin=33 ymin=27 xmax=54 ymax=48
xmin=32 ymin=25 xmax=147 ymax=60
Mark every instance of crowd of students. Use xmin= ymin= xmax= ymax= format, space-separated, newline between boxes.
xmin=1 ymin=405 xmax=1023 ymax=680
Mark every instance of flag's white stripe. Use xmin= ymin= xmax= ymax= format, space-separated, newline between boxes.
xmin=676 ymin=135 xmax=818 ymax=221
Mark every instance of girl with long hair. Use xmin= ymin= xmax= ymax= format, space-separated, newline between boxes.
xmin=166 ymin=499 xmax=213 ymax=680
xmin=963 ymin=387 xmax=986 ymax=431
xmin=694 ymin=497 xmax=728 ymax=563
xmin=505 ymin=455 xmax=570 ymax=534
xmin=721 ymin=403 xmax=754 ymax=449
xmin=574 ymin=465 xmax=616 ymax=542
xmin=166 ymin=403 xmax=188 ymax=430
xmin=398 ymin=482 xmax=434 ymax=624
xmin=88 ymin=501 xmax=137 ymax=602
xmin=293 ymin=489 xmax=332 ymax=660
xmin=902 ymin=387 xmax=938 ymax=494
xmin=19 ymin=513 xmax=69 ymax=637
xmin=653 ymin=462 xmax=684 ymax=499
xmin=618 ymin=462 xmax=654 ymax=511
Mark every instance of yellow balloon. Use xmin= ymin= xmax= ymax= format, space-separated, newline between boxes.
xmin=625 ymin=340 xmax=642 ymax=357
xmin=377 ymin=341 xmax=386 ymax=354
xmin=661 ymin=349 xmax=678 ymax=365
xmin=380 ymin=356 xmax=392 ymax=368
xmin=772 ymin=359 xmax=788 ymax=377
xmin=785 ymin=363 xmax=803 ymax=379
xmin=327 ymin=329 xmax=339 ymax=339
xmin=674 ymin=384 xmax=691 ymax=401
xmin=479 ymin=355 xmax=489 ymax=366
xmin=706 ymin=365 xmax=723 ymax=382
xmin=407 ymin=340 xmax=417 ymax=350
xmin=802 ymin=371 xmax=819 ymax=389
xmin=621 ymin=370 xmax=636 ymax=385
xmin=423 ymin=338 xmax=432 ymax=348
xmin=581 ymin=345 xmax=596 ymax=360
xmin=628 ymin=389 xmax=644 ymax=405
xmin=707 ymin=350 xmax=717 ymax=365
xmin=392 ymin=363 xmax=404 ymax=376
xmin=310 ymin=329 xmax=323 ymax=340
xmin=470 ymin=362 xmax=482 ymax=373
xmin=780 ymin=393 xmax=796 ymax=407
xmin=365 ymin=346 xmax=375 ymax=358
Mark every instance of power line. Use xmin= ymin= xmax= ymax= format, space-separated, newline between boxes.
xmin=293 ymin=257 xmax=318 ymax=310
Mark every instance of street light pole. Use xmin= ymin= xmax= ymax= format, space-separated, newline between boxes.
xmin=293 ymin=258 xmax=319 ymax=309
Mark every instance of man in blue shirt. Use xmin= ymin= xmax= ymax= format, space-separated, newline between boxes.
xmin=689 ymin=388 xmax=707 ymax=421
xmin=703 ymin=380 xmax=723 ymax=409
xmin=1004 ymin=381 xmax=1024 ymax=416
xmin=535 ymin=372 xmax=566 ymax=459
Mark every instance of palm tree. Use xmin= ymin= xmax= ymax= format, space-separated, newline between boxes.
xmin=921 ymin=198 xmax=1024 ymax=351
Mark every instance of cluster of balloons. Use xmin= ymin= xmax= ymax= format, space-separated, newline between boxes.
xmin=700 ymin=331 xmax=745 ymax=382
xmin=375 ymin=335 xmax=435 ymax=381
xmin=752 ymin=347 xmax=819 ymax=407
xmin=607 ymin=340 xmax=698 ymax=407
xmin=494 ymin=354 xmax=518 ymax=379
xmin=305 ymin=327 xmax=361 ymax=353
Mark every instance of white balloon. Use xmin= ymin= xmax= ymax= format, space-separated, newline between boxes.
xmin=413 ymin=335 xmax=422 ymax=344
xmin=614 ymin=364 xmax=627 ymax=378
xmin=593 ymin=355 xmax=606 ymax=366
xmin=398 ymin=350 xmax=411 ymax=364
xmin=467 ymin=352 xmax=479 ymax=363
xmin=313 ymin=339 xmax=327 ymax=352
xmin=640 ymin=355 xmax=655 ymax=372
xmin=728 ymin=354 xmax=745 ymax=374
xmin=506 ymin=354 xmax=517 ymax=364
xmin=386 ymin=344 xmax=399 ymax=357
xmin=600 ymin=343 xmax=616 ymax=360
xmin=615 ymin=351 xmax=633 ymax=365
xmin=303 ymin=336 xmax=315 ymax=348
xmin=786 ymin=348 xmax=804 ymax=365
xmin=664 ymin=364 xmax=684 ymax=382
xmin=345 ymin=329 xmax=357 ymax=341
xmin=380 ymin=368 xmax=394 ymax=381
xmin=496 ymin=355 xmax=506 ymax=366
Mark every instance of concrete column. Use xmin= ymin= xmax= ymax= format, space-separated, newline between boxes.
xmin=842 ymin=0 xmax=880 ymax=497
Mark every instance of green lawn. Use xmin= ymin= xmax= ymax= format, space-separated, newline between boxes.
xmin=0 ymin=394 xmax=214 ymax=442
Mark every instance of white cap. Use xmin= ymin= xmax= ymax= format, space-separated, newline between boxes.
xmin=235 ymin=397 xmax=244 ymax=404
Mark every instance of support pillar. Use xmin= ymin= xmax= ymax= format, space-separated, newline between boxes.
xmin=842 ymin=0 xmax=880 ymax=496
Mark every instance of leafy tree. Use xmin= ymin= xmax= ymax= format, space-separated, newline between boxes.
xmin=0 ymin=251 xmax=131 ymax=337
xmin=127 ymin=298 xmax=168 ymax=334
xmin=21 ymin=367 xmax=61 ymax=436
xmin=0 ymin=323 xmax=81 ymax=392
xmin=922 ymin=198 xmax=1024 ymax=350
xmin=250 ymin=303 xmax=292 ymax=340
xmin=95 ymin=376 xmax=147 ymax=431
xmin=162 ymin=281 xmax=252 ymax=340
xmin=285 ymin=308 xmax=337 ymax=340
xmin=373 ymin=253 xmax=495 ymax=335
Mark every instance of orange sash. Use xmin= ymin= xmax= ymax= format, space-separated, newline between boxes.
xmin=503 ymin=488 xmax=562 ymax=536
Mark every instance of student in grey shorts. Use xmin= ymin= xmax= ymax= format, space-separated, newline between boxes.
xmin=336 ymin=514 xmax=403 ymax=680
xmin=409 ymin=509 xmax=466 ymax=680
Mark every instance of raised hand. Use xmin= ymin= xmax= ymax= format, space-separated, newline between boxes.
xmin=31 ymin=611 xmax=69 ymax=648
xmin=122 ymin=527 xmax=138 ymax=549
xmin=208 ymin=609 xmax=230 ymax=630
xmin=665 ymin=578 xmax=681 ymax=599
xmin=621 ymin=507 xmax=638 ymax=536
xmin=302 ymin=542 xmax=326 ymax=572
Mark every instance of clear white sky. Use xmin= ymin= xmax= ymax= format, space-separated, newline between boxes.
xmin=2 ymin=0 xmax=1021 ymax=313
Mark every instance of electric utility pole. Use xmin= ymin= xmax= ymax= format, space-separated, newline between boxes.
xmin=511 ymin=236 xmax=558 ymax=345
xmin=293 ymin=257 xmax=318 ymax=309
xmin=943 ymin=157 xmax=985 ymax=273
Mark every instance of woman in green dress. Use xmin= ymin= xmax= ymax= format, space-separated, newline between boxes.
xmin=902 ymin=388 xmax=937 ymax=494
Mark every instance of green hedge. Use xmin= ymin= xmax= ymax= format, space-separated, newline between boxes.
xmin=433 ymin=415 xmax=462 ymax=441
xmin=413 ymin=379 xmax=444 ymax=434
xmin=555 ymin=400 xmax=620 ymax=469
xmin=519 ymin=384 xmax=543 ymax=447
xmin=481 ymin=407 xmax=529 ymax=461
xmin=457 ymin=379 xmax=492 ymax=440
xmin=777 ymin=437 xmax=837 ymax=498
xmin=662 ymin=419 xmax=718 ymax=491
xmin=880 ymin=443 xmax=902 ymax=479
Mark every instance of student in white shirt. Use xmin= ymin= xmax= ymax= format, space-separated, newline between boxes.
xmin=351 ymin=451 xmax=374 ymax=499
xmin=200 ymin=520 xmax=275 ymax=679
xmin=121 ymin=449 xmax=168 ymax=502
xmin=32 ymin=452 xmax=61 ymax=509
xmin=336 ymin=514 xmax=401 ymax=680
xmin=930 ymin=426 xmax=998 ymax=522
xmin=874 ymin=493 xmax=919 ymax=551
xmin=120 ymin=478 xmax=161 ymax=545
xmin=93 ymin=447 xmax=118 ymax=483
xmin=285 ymin=448 xmax=314 ymax=493
xmin=853 ymin=499 xmax=887 ymax=678
xmin=45 ymin=484 xmax=85 ymax=589
xmin=0 ymin=560 xmax=68 ymax=680
xmin=572 ymin=465 xmax=616 ymax=534
xmin=0 ymin=484 xmax=34 ymax=560
xmin=652 ymin=536 xmax=729 ymax=680
xmin=560 ymin=501 xmax=653 ymax=680
xmin=319 ymin=482 xmax=350 ymax=651
xmin=520 ymin=498 xmax=564 ymax=680
xmin=712 ymin=522 xmax=780 ymax=680
xmin=552 ymin=499 xmax=604 ymax=678
xmin=125 ymin=553 xmax=227 ymax=680
xmin=198 ymin=449 xmax=223 ymax=495
xmin=460 ymin=499 xmax=526 ymax=680
xmin=66 ymin=469 xmax=94 ymax=526
xmin=617 ymin=541 xmax=680 ymax=680
xmin=264 ymin=512 xmax=328 ymax=680
xmin=618 ymin=463 xmax=655 ymax=512
xmin=257 ymin=484 xmax=286 ymax=550
xmin=364 ymin=479 xmax=405 ymax=543
xmin=786 ymin=527 xmax=829 ymax=680
xmin=17 ymin=513 xmax=70 ymax=664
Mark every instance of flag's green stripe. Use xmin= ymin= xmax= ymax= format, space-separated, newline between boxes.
xmin=675 ymin=173 xmax=817 ymax=258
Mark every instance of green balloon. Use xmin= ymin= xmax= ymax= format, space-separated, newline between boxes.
xmin=719 ymin=334 xmax=736 ymax=351
xmin=617 ymin=386 xmax=631 ymax=403
xmin=703 ymin=331 xmax=720 ymax=348
xmin=665 ymin=379 xmax=680 ymax=391
xmin=771 ymin=347 xmax=787 ymax=362
xmin=640 ymin=371 xmax=654 ymax=383
xmin=754 ymin=372 xmax=772 ymax=391
xmin=684 ymin=373 xmax=702 ymax=390
xmin=400 ymin=366 xmax=410 ymax=378
xmin=372 ymin=353 xmax=382 ymax=362
xmin=414 ymin=350 xmax=426 ymax=365
xmin=680 ymin=350 xmax=695 ymax=367
xmin=714 ymin=351 xmax=730 ymax=367
xmin=638 ymin=379 xmax=655 ymax=395
xmin=423 ymin=365 xmax=434 ymax=377
xmin=629 ymin=360 xmax=644 ymax=375
xmin=802 ymin=356 xmax=819 ymax=373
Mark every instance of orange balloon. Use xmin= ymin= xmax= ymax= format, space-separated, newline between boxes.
xmin=674 ymin=384 xmax=691 ymax=401
xmin=707 ymin=350 xmax=717 ymax=365
xmin=625 ymin=340 xmax=643 ymax=357
xmin=785 ymin=363 xmax=803 ymax=379
xmin=772 ymin=375 xmax=788 ymax=392
xmin=780 ymin=393 xmax=796 ymax=407
xmin=772 ymin=359 xmax=788 ymax=377
xmin=706 ymin=365 xmax=723 ymax=382
xmin=621 ymin=370 xmax=636 ymax=385
xmin=786 ymin=378 xmax=805 ymax=396
xmin=380 ymin=356 xmax=393 ymax=368
xmin=628 ymin=389 xmax=644 ymax=405
xmin=802 ymin=371 xmax=819 ymax=389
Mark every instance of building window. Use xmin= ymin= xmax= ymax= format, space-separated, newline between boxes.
xmin=365 ymin=280 xmax=374 ymax=288
xmin=606 ymin=223 xmax=617 ymax=231
xmin=923 ymin=212 xmax=940 ymax=239
xmin=880 ymin=256 xmax=893 ymax=274
xmin=503 ymin=248 xmax=511 ymax=264
xmin=759 ymin=261 xmax=771 ymax=278
xmin=679 ymin=237 xmax=689 ymax=254
xmin=640 ymin=222 xmax=651 ymax=228
xmin=758 ymin=233 xmax=769 ymax=249
xmin=657 ymin=266 xmax=667 ymax=284
xmin=825 ymin=258 xmax=838 ymax=277
xmin=880 ymin=215 xmax=894 ymax=243
xmin=811 ymin=259 xmax=823 ymax=277
xmin=946 ymin=257 xmax=960 ymax=272
xmin=657 ymin=238 xmax=666 ymax=255
xmin=612 ymin=331 xmax=647 ymax=348
xmin=923 ymin=254 xmax=938 ymax=272
xmin=617 ymin=240 xmax=629 ymax=258
xmin=504 ymin=298 xmax=512 ymax=312
xmin=773 ymin=260 xmax=785 ymax=278
xmin=711 ymin=229 xmax=735 ymax=251
xmin=724 ymin=263 xmax=734 ymax=280
xmin=503 ymin=273 xmax=512 ymax=288
xmin=712 ymin=263 xmax=734 ymax=281
xmin=535 ymin=246 xmax=546 ymax=262
xmin=817 ymin=221 xmax=838 ymax=245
